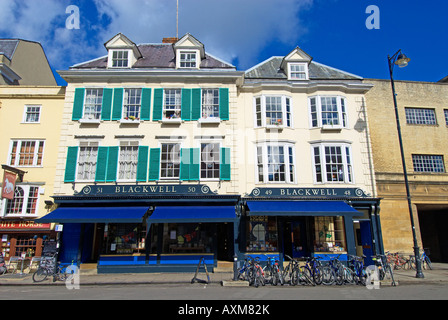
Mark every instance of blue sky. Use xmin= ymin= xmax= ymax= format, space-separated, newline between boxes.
xmin=1 ymin=0 xmax=447 ymax=85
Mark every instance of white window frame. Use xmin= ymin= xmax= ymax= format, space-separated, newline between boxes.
xmin=309 ymin=96 xmax=348 ymax=129
xmin=255 ymin=142 xmax=296 ymax=184
xmin=1 ymin=185 xmax=40 ymax=218
xmin=201 ymin=88 xmax=220 ymax=121
xmin=8 ymin=140 xmax=45 ymax=167
xmin=159 ymin=142 xmax=182 ymax=180
xmin=108 ymin=49 xmax=131 ymax=68
xmin=163 ymin=89 xmax=182 ymax=120
xmin=254 ymin=95 xmax=293 ymax=129
xmin=199 ymin=141 xmax=221 ymax=181
xmin=82 ymin=88 xmax=103 ymax=121
xmin=22 ymin=105 xmax=41 ymax=123
xmin=288 ymin=62 xmax=309 ymax=80
xmin=117 ymin=141 xmax=139 ymax=182
xmin=76 ymin=141 xmax=99 ymax=182
xmin=177 ymin=50 xmax=199 ymax=69
xmin=311 ymin=143 xmax=354 ymax=184
xmin=122 ymin=88 xmax=142 ymax=120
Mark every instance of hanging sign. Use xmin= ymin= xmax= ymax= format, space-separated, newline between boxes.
xmin=1 ymin=171 xmax=16 ymax=200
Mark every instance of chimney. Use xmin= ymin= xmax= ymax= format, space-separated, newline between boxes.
xmin=162 ymin=37 xmax=178 ymax=44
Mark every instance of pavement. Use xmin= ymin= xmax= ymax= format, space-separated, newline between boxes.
xmin=1 ymin=263 xmax=448 ymax=287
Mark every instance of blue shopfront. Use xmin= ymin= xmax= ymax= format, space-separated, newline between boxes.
xmin=38 ymin=184 xmax=240 ymax=273
xmin=240 ymin=187 xmax=383 ymax=266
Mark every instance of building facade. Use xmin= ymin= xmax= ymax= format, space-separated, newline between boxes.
xmin=236 ymin=48 xmax=382 ymax=266
xmin=364 ymin=78 xmax=448 ymax=262
xmin=0 ymin=41 xmax=65 ymax=259
xmin=40 ymin=34 xmax=383 ymax=272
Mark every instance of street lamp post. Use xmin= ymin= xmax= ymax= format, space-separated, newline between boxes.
xmin=387 ymin=49 xmax=424 ymax=278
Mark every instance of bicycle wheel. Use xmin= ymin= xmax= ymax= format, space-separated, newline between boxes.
xmin=299 ymin=266 xmax=315 ymax=286
xmin=32 ymin=268 xmax=48 ymax=282
xmin=312 ymin=266 xmax=323 ymax=285
xmin=424 ymin=256 xmax=433 ymax=270
xmin=321 ymin=266 xmax=336 ymax=285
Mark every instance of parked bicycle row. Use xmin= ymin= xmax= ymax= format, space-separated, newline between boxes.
xmin=236 ymin=253 xmax=397 ymax=287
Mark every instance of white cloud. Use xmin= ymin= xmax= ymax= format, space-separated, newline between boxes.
xmin=0 ymin=0 xmax=314 ymax=71
xmin=94 ymin=0 xmax=314 ymax=69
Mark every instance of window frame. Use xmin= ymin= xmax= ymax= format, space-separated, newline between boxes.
xmin=255 ymin=142 xmax=296 ymax=184
xmin=309 ymin=96 xmax=348 ymax=129
xmin=23 ymin=105 xmax=41 ymax=123
xmin=163 ymin=89 xmax=182 ymax=120
xmin=288 ymin=62 xmax=309 ymax=80
xmin=122 ymin=88 xmax=142 ymax=120
xmin=200 ymin=142 xmax=221 ymax=181
xmin=108 ymin=49 xmax=131 ymax=68
xmin=8 ymin=140 xmax=45 ymax=167
xmin=405 ymin=107 xmax=437 ymax=125
xmin=311 ymin=143 xmax=354 ymax=184
xmin=254 ymin=95 xmax=293 ymax=129
xmin=201 ymin=88 xmax=220 ymax=120
xmin=412 ymin=154 xmax=445 ymax=173
xmin=117 ymin=141 xmax=140 ymax=182
xmin=159 ymin=142 xmax=182 ymax=180
xmin=76 ymin=141 xmax=99 ymax=182
xmin=1 ymin=185 xmax=40 ymax=217
xmin=82 ymin=88 xmax=103 ymax=121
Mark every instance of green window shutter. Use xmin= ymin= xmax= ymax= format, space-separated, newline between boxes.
xmin=220 ymin=147 xmax=231 ymax=181
xmin=148 ymin=148 xmax=161 ymax=181
xmin=64 ymin=147 xmax=78 ymax=182
xmin=101 ymin=88 xmax=113 ymax=120
xmin=72 ymin=88 xmax=85 ymax=121
xmin=219 ymin=88 xmax=229 ymax=120
xmin=95 ymin=147 xmax=109 ymax=182
xmin=181 ymin=88 xmax=191 ymax=121
xmin=153 ymin=89 xmax=163 ymax=121
xmin=141 ymin=88 xmax=151 ymax=121
xmin=136 ymin=146 xmax=149 ymax=182
xmin=191 ymin=88 xmax=201 ymax=120
xmin=180 ymin=148 xmax=191 ymax=181
xmin=106 ymin=146 xmax=119 ymax=182
xmin=189 ymin=148 xmax=200 ymax=181
xmin=112 ymin=88 xmax=123 ymax=120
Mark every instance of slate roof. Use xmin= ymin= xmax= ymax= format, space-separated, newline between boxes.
xmin=0 ymin=40 xmax=20 ymax=60
xmin=71 ymin=43 xmax=235 ymax=70
xmin=245 ymin=56 xmax=362 ymax=80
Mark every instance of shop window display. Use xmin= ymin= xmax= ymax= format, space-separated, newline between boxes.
xmin=102 ymin=224 xmax=146 ymax=255
xmin=162 ymin=223 xmax=213 ymax=254
xmin=313 ymin=216 xmax=346 ymax=253
xmin=246 ymin=216 xmax=278 ymax=252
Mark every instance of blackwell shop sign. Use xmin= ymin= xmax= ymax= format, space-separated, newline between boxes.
xmin=79 ymin=184 xmax=216 ymax=196
xmin=247 ymin=187 xmax=370 ymax=198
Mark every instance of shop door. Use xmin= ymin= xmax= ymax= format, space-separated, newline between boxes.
xmin=290 ymin=220 xmax=308 ymax=258
xmin=360 ymin=221 xmax=374 ymax=266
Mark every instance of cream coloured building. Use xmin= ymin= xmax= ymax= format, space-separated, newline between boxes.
xmin=41 ymin=34 xmax=383 ymax=272
xmin=0 ymin=85 xmax=65 ymax=259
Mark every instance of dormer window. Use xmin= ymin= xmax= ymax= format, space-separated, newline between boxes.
xmin=110 ymin=50 xmax=130 ymax=68
xmin=289 ymin=63 xmax=308 ymax=80
xmin=179 ymin=51 xmax=197 ymax=68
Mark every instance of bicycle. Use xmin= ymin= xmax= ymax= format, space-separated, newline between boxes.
xmin=348 ymin=254 xmax=367 ymax=286
xmin=372 ymin=254 xmax=396 ymax=286
xmin=236 ymin=256 xmax=254 ymax=282
xmin=250 ymin=257 xmax=266 ymax=288
xmin=301 ymin=256 xmax=324 ymax=285
xmin=32 ymin=254 xmax=70 ymax=283
xmin=386 ymin=251 xmax=409 ymax=270
xmin=263 ymin=254 xmax=284 ymax=286
xmin=409 ymin=248 xmax=432 ymax=270
xmin=325 ymin=255 xmax=345 ymax=285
